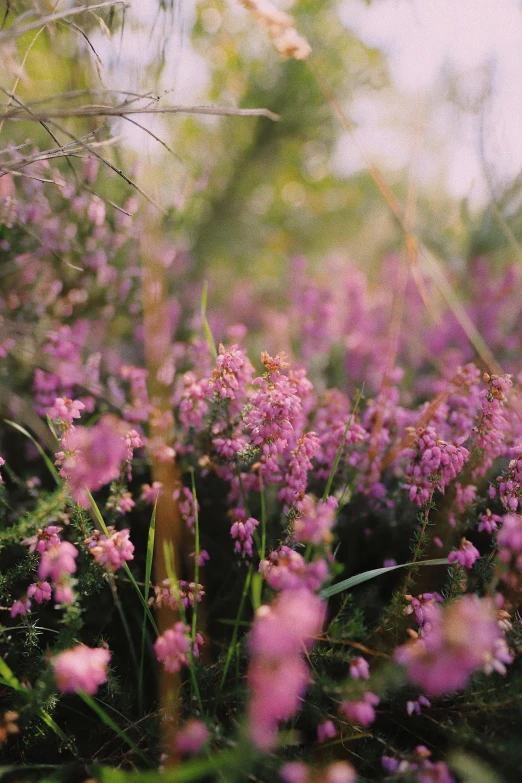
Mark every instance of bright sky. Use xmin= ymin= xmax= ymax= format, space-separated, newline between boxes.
xmin=337 ymin=0 xmax=522 ymax=204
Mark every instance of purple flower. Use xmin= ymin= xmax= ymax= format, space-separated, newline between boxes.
xmin=10 ymin=597 xmax=31 ymax=618
xmin=349 ymin=657 xmax=370 ymax=680
xmin=27 ymin=581 xmax=52 ymax=604
xmin=53 ymin=645 xmax=111 ymax=695
xmin=448 ymin=538 xmax=480 ymax=569
xmin=154 ymin=622 xmax=203 ymax=673
xmin=39 ymin=541 xmax=78 ymax=582
xmin=340 ymin=692 xmax=380 ymax=727
xmin=260 ymin=546 xmax=328 ymax=592
xmin=60 ymin=415 xmax=127 ymax=507
xmin=317 ymin=719 xmax=336 ymax=742
xmin=293 ymin=495 xmax=338 ymax=546
xmin=395 ymin=595 xmax=513 ymax=695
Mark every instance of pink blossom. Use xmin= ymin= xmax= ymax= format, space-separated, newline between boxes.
xmin=48 ymin=396 xmax=85 ymax=425
xmin=60 ymin=415 xmax=127 ymax=507
xmin=406 ymin=695 xmax=431 ymax=716
xmin=349 ymin=656 xmax=370 ymax=680
xmin=149 ymin=579 xmax=205 ymax=611
xmin=448 ymin=538 xmax=480 ymax=569
xmin=154 ymin=622 xmax=203 ymax=673
xmin=141 ymin=482 xmax=163 ymax=504
xmin=27 ymin=581 xmax=52 ymax=603
xmin=260 ymin=546 xmax=328 ymax=591
xmin=207 ymin=343 xmax=254 ymax=415
xmin=174 ymin=720 xmax=209 ymax=754
xmin=247 ymin=589 xmax=325 ymax=750
xmin=395 ymin=595 xmax=513 ymax=695
xmin=293 ymin=495 xmax=338 ymax=546
xmin=230 ymin=510 xmax=259 ymax=558
xmin=280 ymin=761 xmax=310 ymax=783
xmin=403 ymin=427 xmax=469 ymax=506
xmin=10 ymin=597 xmax=31 ymax=618
xmin=319 ymin=762 xmax=357 ymax=783
xmin=317 ymin=719 xmax=336 ymax=742
xmin=173 ymin=486 xmax=199 ymax=532
xmin=39 ymin=541 xmax=78 ymax=582
xmin=22 ymin=525 xmax=62 ymax=554
xmin=278 ymin=432 xmax=321 ymax=510
xmin=54 ymin=579 xmax=74 ymax=605
xmin=85 ymin=528 xmax=134 ymax=572
xmin=478 ymin=509 xmax=502 ymax=533
xmin=244 ymin=353 xmax=303 ymax=471
xmin=52 ymin=645 xmax=111 ymax=695
xmin=403 ymin=593 xmax=443 ymax=627
xmin=340 ymin=692 xmax=380 ymax=727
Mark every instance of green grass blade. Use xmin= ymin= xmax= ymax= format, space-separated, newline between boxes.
xmin=201 ymin=281 xmax=218 ymax=361
xmin=190 ymin=472 xmax=200 ymax=648
xmin=320 ymin=558 xmax=448 ymax=599
xmin=79 ymin=690 xmax=151 ymax=766
xmin=87 ymin=491 xmax=159 ymax=636
xmin=4 ymin=419 xmax=60 ymax=484
xmin=216 ymin=563 xmax=253 ymax=701
xmin=139 ymin=502 xmax=157 ymax=710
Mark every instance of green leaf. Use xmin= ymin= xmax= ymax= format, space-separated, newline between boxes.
xmin=4 ymin=419 xmax=60 ymax=484
xmin=201 ymin=280 xmax=218 ymax=361
xmin=320 ymin=558 xmax=448 ymax=599
xmin=87 ymin=491 xmax=159 ymax=636
xmin=139 ymin=502 xmax=157 ymax=709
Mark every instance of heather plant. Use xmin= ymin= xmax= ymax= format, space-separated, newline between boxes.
xmin=3 ymin=2 xmax=522 ymax=783
xmin=2 ymin=160 xmax=522 ymax=780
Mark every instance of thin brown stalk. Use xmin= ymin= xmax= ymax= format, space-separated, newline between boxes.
xmin=0 ymin=103 xmax=280 ymax=122
xmin=0 ymin=0 xmax=128 ymax=41
xmin=141 ymin=221 xmax=184 ymax=766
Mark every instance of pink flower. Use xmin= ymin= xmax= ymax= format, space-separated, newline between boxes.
xmin=340 ymin=692 xmax=380 ymax=727
xmin=317 ymin=719 xmax=336 ymax=742
xmin=60 ymin=415 xmax=127 ymax=507
xmin=260 ymin=546 xmax=328 ymax=592
xmin=39 ymin=541 xmax=78 ymax=582
xmin=48 ymin=396 xmax=85 ymax=425
xmin=293 ymin=495 xmax=338 ymax=546
xmin=230 ymin=510 xmax=259 ymax=558
xmin=174 ymin=720 xmax=209 ymax=754
xmin=448 ymin=538 xmax=480 ymax=568
xmin=319 ymin=762 xmax=357 ymax=783
xmin=395 ymin=595 xmax=513 ymax=695
xmin=86 ymin=528 xmax=134 ymax=573
xmin=154 ymin=622 xmax=203 ymax=673
xmin=27 ymin=581 xmax=52 ymax=603
xmin=54 ymin=579 xmax=74 ymax=605
xmin=280 ymin=762 xmax=310 ymax=783
xmin=247 ymin=589 xmax=325 ymax=750
xmin=141 ymin=482 xmax=163 ymax=504
xmin=10 ymin=597 xmax=31 ymax=618
xmin=53 ymin=645 xmax=111 ymax=695
xmin=349 ymin=657 xmax=370 ymax=680
xmin=22 ymin=525 xmax=62 ymax=554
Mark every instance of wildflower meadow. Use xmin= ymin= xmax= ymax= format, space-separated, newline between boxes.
xmin=1 ymin=1 xmax=522 ymax=782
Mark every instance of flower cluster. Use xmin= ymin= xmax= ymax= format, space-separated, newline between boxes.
xmin=154 ymin=622 xmax=203 ymax=673
xmin=84 ymin=527 xmax=135 ymax=573
xmin=247 ymin=589 xmax=325 ymax=750
xmin=395 ymin=595 xmax=513 ymax=695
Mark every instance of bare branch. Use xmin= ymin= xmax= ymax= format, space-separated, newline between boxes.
xmin=0 ymin=0 xmax=128 ymax=41
xmin=0 ymin=103 xmax=280 ymax=122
